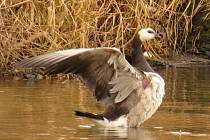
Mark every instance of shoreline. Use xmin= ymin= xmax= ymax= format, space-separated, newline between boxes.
xmin=1 ymin=54 xmax=210 ymax=81
xmin=149 ymin=54 xmax=210 ymax=68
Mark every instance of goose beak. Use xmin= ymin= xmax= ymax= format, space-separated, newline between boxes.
xmin=155 ymin=33 xmax=162 ymax=39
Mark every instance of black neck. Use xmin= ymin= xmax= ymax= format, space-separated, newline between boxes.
xmin=131 ymin=34 xmax=154 ymax=72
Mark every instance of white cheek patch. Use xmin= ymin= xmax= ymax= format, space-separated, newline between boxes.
xmin=138 ymin=28 xmax=156 ymax=42
xmin=140 ymin=33 xmax=155 ymax=42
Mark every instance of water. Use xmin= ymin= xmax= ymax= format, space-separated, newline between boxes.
xmin=0 ymin=66 xmax=210 ymax=140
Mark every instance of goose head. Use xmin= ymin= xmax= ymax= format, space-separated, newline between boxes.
xmin=131 ymin=28 xmax=162 ymax=72
xmin=138 ymin=28 xmax=161 ymax=42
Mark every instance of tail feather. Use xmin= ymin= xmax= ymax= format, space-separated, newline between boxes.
xmin=74 ymin=111 xmax=104 ymax=120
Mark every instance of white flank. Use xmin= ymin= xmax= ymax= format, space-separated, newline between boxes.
xmin=94 ymin=115 xmax=128 ymax=127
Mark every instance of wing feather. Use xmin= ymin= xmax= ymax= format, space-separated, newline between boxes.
xmin=109 ymin=72 xmax=144 ymax=103
xmin=17 ymin=47 xmax=146 ymax=106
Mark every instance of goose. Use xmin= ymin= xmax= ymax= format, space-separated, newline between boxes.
xmin=17 ymin=28 xmax=165 ymax=128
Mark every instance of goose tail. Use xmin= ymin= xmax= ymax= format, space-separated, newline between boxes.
xmin=74 ymin=111 xmax=104 ymax=120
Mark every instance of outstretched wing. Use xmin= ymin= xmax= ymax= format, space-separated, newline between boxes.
xmin=17 ymin=47 xmax=148 ymax=106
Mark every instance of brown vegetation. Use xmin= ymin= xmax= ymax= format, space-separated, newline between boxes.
xmin=0 ymin=0 xmax=209 ymax=70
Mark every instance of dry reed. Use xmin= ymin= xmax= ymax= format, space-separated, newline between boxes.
xmin=0 ymin=0 xmax=209 ymax=70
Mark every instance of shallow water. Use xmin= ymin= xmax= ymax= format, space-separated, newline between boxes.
xmin=0 ymin=66 xmax=210 ymax=140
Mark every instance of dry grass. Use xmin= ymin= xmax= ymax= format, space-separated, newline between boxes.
xmin=0 ymin=0 xmax=209 ymax=70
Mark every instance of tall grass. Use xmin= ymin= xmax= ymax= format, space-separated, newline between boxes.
xmin=0 ymin=0 xmax=209 ymax=70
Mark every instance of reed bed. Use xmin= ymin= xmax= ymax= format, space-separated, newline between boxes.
xmin=0 ymin=0 xmax=209 ymax=70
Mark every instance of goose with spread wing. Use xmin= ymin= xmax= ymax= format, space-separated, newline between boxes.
xmin=17 ymin=28 xmax=165 ymax=127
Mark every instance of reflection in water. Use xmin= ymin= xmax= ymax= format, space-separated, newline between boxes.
xmin=0 ymin=66 xmax=210 ymax=140
xmin=94 ymin=127 xmax=155 ymax=140
xmin=127 ymin=128 xmax=154 ymax=140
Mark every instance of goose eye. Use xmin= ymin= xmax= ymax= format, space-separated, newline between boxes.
xmin=147 ymin=30 xmax=154 ymax=34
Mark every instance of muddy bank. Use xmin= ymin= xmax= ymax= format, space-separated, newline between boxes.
xmin=149 ymin=54 xmax=210 ymax=68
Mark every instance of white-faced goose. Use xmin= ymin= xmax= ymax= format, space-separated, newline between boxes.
xmin=17 ymin=28 xmax=165 ymax=127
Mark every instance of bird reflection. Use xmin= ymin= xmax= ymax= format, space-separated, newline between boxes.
xmin=98 ymin=127 xmax=155 ymax=140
